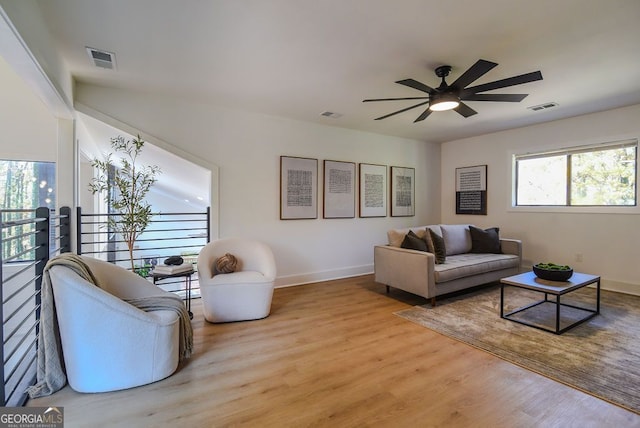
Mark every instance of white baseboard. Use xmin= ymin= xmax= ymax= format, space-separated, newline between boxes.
xmin=275 ymin=264 xmax=374 ymax=288
xmin=521 ymin=264 xmax=639 ymax=296
xmin=275 ymin=265 xmax=640 ymax=297
xmin=600 ymin=278 xmax=640 ymax=296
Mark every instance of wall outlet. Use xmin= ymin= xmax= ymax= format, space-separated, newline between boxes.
xmin=575 ymin=253 xmax=583 ymax=262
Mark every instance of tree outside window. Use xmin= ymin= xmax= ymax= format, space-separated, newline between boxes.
xmin=515 ymin=141 xmax=637 ymax=207
xmin=0 ymin=160 xmax=56 ymax=260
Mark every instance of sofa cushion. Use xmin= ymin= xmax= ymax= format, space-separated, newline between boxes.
xmin=400 ymin=230 xmax=428 ymax=252
xmin=433 ymin=253 xmax=520 ymax=283
xmin=469 ymin=226 xmax=502 ymax=254
xmin=387 ymin=225 xmax=441 ymax=247
xmin=425 ymin=228 xmax=446 ymax=264
xmin=440 ymin=224 xmax=472 ymax=255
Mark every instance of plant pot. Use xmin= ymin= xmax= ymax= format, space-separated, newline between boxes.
xmin=533 ymin=265 xmax=573 ymax=281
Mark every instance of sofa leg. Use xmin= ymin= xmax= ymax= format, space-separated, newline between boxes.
xmin=431 ymin=297 xmax=436 ymax=307
xmin=386 ymin=285 xmax=390 ymax=294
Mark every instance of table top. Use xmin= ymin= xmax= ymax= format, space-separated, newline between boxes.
xmin=150 ymin=267 xmax=194 ymax=278
xmin=500 ymin=271 xmax=600 ymax=295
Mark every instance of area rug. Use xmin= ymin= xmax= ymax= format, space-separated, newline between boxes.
xmin=394 ymin=284 xmax=640 ymax=414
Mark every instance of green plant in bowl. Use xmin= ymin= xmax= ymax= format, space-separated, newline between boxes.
xmin=533 ymin=262 xmax=573 ymax=281
xmin=535 ymin=262 xmax=572 ymax=271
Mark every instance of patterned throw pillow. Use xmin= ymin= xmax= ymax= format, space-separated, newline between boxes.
xmin=401 ymin=230 xmax=428 ymax=252
xmin=424 ymin=228 xmax=446 ymax=264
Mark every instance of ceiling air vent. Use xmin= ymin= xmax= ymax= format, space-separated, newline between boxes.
xmin=527 ymin=102 xmax=558 ymax=112
xmin=86 ymin=47 xmax=116 ymax=70
xmin=320 ymin=111 xmax=342 ymax=119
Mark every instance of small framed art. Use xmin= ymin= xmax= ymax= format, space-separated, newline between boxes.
xmin=359 ymin=163 xmax=387 ymax=217
xmin=280 ymin=156 xmax=318 ymax=220
xmin=455 ymin=164 xmax=487 ymax=215
xmin=390 ymin=166 xmax=415 ymax=217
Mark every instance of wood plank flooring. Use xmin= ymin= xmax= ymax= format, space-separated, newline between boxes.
xmin=27 ymin=275 xmax=640 ymax=427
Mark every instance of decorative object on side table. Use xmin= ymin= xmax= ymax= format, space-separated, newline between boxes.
xmin=153 ymin=263 xmax=193 ymax=275
xmin=164 ymin=255 xmax=184 ymax=265
xmin=533 ymin=262 xmax=573 ymax=281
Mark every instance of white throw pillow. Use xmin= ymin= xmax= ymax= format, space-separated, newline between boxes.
xmin=440 ymin=224 xmax=472 ymax=255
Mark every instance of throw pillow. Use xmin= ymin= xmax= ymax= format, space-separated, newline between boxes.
xmin=424 ymin=228 xmax=446 ymax=264
xmin=469 ymin=226 xmax=502 ymax=254
xmin=401 ymin=230 xmax=428 ymax=252
xmin=214 ymin=253 xmax=238 ymax=274
xmin=440 ymin=224 xmax=472 ymax=255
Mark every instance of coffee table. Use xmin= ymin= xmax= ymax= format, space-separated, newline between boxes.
xmin=500 ymin=271 xmax=600 ymax=334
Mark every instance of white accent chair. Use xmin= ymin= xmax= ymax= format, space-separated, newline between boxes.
xmin=48 ymin=256 xmax=181 ymax=393
xmin=197 ymin=238 xmax=276 ymax=323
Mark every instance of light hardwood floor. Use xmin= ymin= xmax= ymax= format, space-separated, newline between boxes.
xmin=28 ymin=275 xmax=639 ymax=427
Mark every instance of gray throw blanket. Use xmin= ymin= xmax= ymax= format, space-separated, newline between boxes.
xmin=125 ymin=296 xmax=193 ymax=360
xmin=27 ymin=253 xmax=193 ymax=398
xmin=27 ymin=253 xmax=99 ymax=398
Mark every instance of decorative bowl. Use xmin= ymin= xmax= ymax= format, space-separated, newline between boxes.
xmin=533 ymin=263 xmax=573 ymax=281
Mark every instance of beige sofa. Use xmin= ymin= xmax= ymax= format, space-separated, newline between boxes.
xmin=374 ymin=224 xmax=522 ymax=305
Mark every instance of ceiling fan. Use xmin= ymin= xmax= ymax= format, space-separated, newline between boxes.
xmin=363 ymin=59 xmax=543 ymax=122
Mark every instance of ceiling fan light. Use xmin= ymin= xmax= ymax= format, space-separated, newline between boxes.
xmin=429 ymin=100 xmax=460 ymax=111
xmin=429 ymin=92 xmax=460 ymax=111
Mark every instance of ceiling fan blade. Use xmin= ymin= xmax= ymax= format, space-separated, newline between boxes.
xmin=374 ymin=100 xmax=430 ymax=120
xmin=395 ymin=78 xmax=435 ymax=94
xmin=461 ymin=93 xmax=529 ymax=102
xmin=462 ymin=71 xmax=543 ymax=96
xmin=363 ymin=96 xmax=429 ymax=102
xmin=450 ymin=59 xmax=498 ymax=90
xmin=413 ymin=107 xmax=433 ymax=122
xmin=454 ymin=102 xmax=478 ymax=118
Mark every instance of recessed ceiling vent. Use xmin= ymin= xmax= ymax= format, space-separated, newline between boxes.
xmin=86 ymin=47 xmax=116 ymax=70
xmin=527 ymin=102 xmax=558 ymax=111
xmin=320 ymin=111 xmax=342 ymax=119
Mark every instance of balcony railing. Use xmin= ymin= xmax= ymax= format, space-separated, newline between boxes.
xmin=0 ymin=207 xmax=71 ymax=406
xmin=0 ymin=206 xmax=209 ymax=406
xmin=76 ymin=207 xmax=210 ymax=298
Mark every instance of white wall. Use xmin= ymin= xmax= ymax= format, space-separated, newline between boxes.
xmin=0 ymin=56 xmax=57 ymax=162
xmin=441 ymin=104 xmax=640 ymax=294
xmin=75 ymin=83 xmax=441 ymax=286
xmin=0 ymin=0 xmax=73 ymax=114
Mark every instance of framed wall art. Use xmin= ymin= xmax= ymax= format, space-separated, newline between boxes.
xmin=323 ymin=160 xmax=356 ymax=218
xmin=280 ymin=156 xmax=318 ymax=220
xmin=390 ymin=166 xmax=415 ymax=217
xmin=359 ymin=163 xmax=387 ymax=217
xmin=455 ymin=164 xmax=487 ymax=215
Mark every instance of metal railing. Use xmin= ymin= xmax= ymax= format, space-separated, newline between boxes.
xmin=76 ymin=207 xmax=210 ymax=297
xmin=0 ymin=206 xmax=206 ymax=406
xmin=0 ymin=207 xmax=70 ymax=406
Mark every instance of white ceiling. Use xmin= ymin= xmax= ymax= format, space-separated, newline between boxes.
xmin=34 ymin=0 xmax=640 ymax=143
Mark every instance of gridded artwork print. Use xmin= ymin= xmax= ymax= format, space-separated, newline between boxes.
xmin=395 ymin=175 xmax=413 ymax=208
xmin=390 ymin=166 xmax=415 ymax=217
xmin=287 ymin=169 xmax=314 ymax=207
xmin=359 ymin=163 xmax=387 ymax=217
xmin=323 ymin=160 xmax=355 ymax=218
xmin=281 ymin=156 xmax=318 ymax=219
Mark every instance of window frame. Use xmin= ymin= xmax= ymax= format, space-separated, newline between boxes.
xmin=511 ymin=139 xmax=638 ymax=213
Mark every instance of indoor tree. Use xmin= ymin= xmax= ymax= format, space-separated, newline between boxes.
xmin=89 ymin=134 xmax=161 ymax=272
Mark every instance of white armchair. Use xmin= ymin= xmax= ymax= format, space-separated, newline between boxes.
xmin=197 ymin=238 xmax=276 ymax=323
xmin=48 ymin=256 xmax=181 ymax=393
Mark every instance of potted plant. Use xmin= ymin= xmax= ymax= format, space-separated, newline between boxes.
xmin=89 ymin=134 xmax=161 ymax=272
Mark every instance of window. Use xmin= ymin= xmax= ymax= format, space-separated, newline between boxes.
xmin=0 ymin=160 xmax=56 ymax=261
xmin=514 ymin=140 xmax=637 ymax=206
